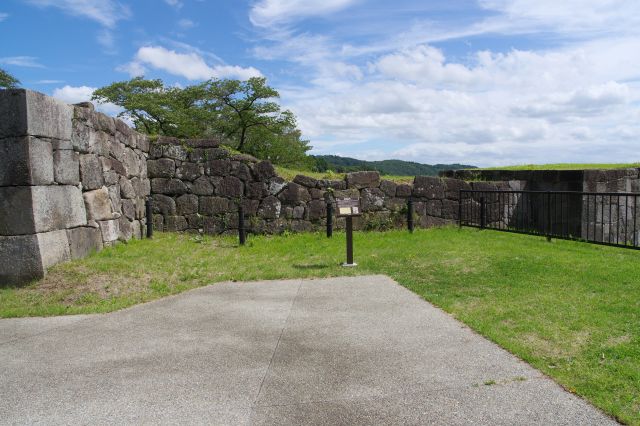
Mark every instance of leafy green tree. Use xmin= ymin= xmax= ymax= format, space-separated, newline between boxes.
xmin=0 ymin=68 xmax=20 ymax=89
xmin=93 ymin=76 xmax=312 ymax=167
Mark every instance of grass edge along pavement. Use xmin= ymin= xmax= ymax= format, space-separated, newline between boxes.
xmin=1 ymin=227 xmax=639 ymax=424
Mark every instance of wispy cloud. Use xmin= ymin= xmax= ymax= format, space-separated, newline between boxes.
xmin=120 ymin=45 xmax=263 ymax=81
xmin=25 ymin=0 xmax=131 ymax=28
xmin=0 ymin=12 xmax=8 ymax=22
xmin=178 ymin=18 xmax=196 ymax=29
xmin=0 ymin=56 xmax=44 ymax=68
xmin=164 ymin=0 xmax=183 ymax=9
xmin=34 ymin=79 xmax=65 ymax=84
xmin=249 ymin=0 xmax=358 ymax=28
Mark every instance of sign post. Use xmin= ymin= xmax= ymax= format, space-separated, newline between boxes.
xmin=336 ymin=198 xmax=361 ymax=267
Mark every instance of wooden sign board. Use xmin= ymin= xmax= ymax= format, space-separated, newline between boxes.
xmin=336 ymin=198 xmax=361 ymax=217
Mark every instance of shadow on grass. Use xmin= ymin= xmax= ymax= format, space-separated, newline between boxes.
xmin=292 ymin=263 xmax=332 ymax=270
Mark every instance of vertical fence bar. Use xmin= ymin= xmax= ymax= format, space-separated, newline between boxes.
xmin=145 ymin=198 xmax=153 ymax=239
xmin=480 ymin=196 xmax=486 ymax=229
xmin=635 ymin=194 xmax=638 ymax=248
xmin=326 ymin=202 xmax=333 ymax=238
xmin=586 ymin=194 xmax=590 ymax=241
xmin=238 ymin=204 xmax=246 ymax=246
xmin=407 ymin=197 xmax=414 ymax=233
xmin=546 ymin=191 xmax=552 ymax=241
xmin=458 ymin=191 xmax=462 ymax=228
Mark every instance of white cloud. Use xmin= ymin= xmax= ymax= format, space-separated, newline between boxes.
xmin=164 ymin=0 xmax=183 ymax=9
xmin=0 ymin=56 xmax=44 ymax=68
xmin=97 ymin=29 xmax=116 ymax=53
xmin=52 ymin=85 xmax=122 ymax=116
xmin=25 ymin=0 xmax=130 ymax=28
xmin=250 ymin=0 xmax=358 ymax=27
xmin=121 ymin=46 xmax=263 ymax=81
xmin=177 ymin=18 xmax=196 ymax=29
xmin=34 ymin=80 xmax=65 ymax=84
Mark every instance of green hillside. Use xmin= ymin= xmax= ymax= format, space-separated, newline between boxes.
xmin=312 ymin=155 xmax=476 ymax=177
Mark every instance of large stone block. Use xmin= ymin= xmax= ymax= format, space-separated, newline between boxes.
xmin=413 ymin=176 xmax=445 ymax=199
xmin=258 ymin=196 xmax=281 ymax=219
xmin=0 ymin=186 xmax=86 ymax=235
xmin=176 ymin=162 xmax=201 ymax=181
xmin=252 ymin=161 xmax=276 ymax=181
xmin=346 ymin=171 xmax=380 ymax=189
xmin=361 ymin=188 xmax=385 ymax=211
xmin=191 ymin=176 xmax=214 ymax=195
xmin=0 ymin=89 xmax=73 ymax=140
xmin=0 ymin=136 xmax=54 ymax=186
xmin=83 ymin=187 xmax=115 ymax=221
xmin=0 ymin=234 xmax=43 ymax=285
xmin=151 ymin=178 xmax=188 ymax=195
xmin=67 ymin=227 xmax=103 ymax=259
xmin=119 ymin=176 xmax=136 ymax=199
xmin=80 ymin=154 xmax=104 ymax=190
xmin=176 ymin=194 xmax=198 ymax=215
xmin=293 ymin=174 xmax=318 ymax=188
xmin=37 ymin=229 xmax=71 ymax=269
xmin=53 ymin=149 xmax=80 ymax=185
xmin=98 ymin=219 xmax=119 ymax=244
xmin=278 ymin=182 xmax=311 ymax=203
xmin=206 ymin=159 xmax=232 ymax=176
xmin=152 ymin=194 xmax=176 ymax=215
xmin=199 ymin=196 xmax=230 ymax=215
xmin=216 ymin=176 xmax=244 ymax=198
xmin=307 ymin=200 xmax=326 ymax=220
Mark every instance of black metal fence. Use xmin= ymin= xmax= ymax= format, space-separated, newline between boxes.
xmin=459 ymin=190 xmax=640 ymax=249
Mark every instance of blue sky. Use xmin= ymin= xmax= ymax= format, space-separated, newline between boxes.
xmin=1 ymin=0 xmax=639 ymax=166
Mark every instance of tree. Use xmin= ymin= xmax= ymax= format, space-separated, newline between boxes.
xmin=0 ymin=68 xmax=20 ymax=89
xmin=93 ymin=76 xmax=312 ymax=167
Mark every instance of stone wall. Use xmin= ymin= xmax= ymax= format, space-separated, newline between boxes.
xmin=148 ymin=137 xmax=519 ymax=235
xmin=0 ymin=90 xmax=150 ymax=285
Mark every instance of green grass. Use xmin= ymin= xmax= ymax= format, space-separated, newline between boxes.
xmin=477 ymin=163 xmax=640 ymax=171
xmin=1 ymin=228 xmax=639 ymax=424
xmin=274 ymin=165 xmax=415 ymax=183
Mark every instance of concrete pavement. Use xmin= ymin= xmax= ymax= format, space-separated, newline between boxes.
xmin=0 ymin=275 xmax=615 ymax=425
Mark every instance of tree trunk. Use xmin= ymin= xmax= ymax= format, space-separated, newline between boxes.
xmin=238 ymin=127 xmax=246 ymax=152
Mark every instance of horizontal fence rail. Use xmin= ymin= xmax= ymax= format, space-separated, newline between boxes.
xmin=459 ymin=190 xmax=640 ymax=250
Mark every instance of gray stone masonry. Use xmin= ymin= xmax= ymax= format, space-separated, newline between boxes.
xmin=0 ymin=90 xmax=149 ymax=285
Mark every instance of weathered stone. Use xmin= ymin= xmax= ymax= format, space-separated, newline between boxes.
xmin=98 ymin=219 xmax=119 ymax=244
xmin=151 ymin=178 xmax=188 ymax=195
xmin=176 ymin=162 xmax=201 ymax=181
xmin=79 ymin=154 xmax=104 ymax=190
xmin=307 ymin=200 xmax=327 ymax=220
xmin=94 ymin=112 xmax=116 ymax=134
xmin=268 ymin=177 xmax=287 ymax=195
xmin=121 ymin=199 xmax=136 ymax=220
xmin=107 ymin=184 xmax=122 ymax=214
xmin=252 ymin=161 xmax=276 ymax=181
xmin=413 ymin=176 xmax=445 ymax=199
xmin=147 ymin=158 xmax=175 ymax=178
xmin=443 ymin=178 xmax=471 ymax=200
xmin=191 ymin=176 xmax=214 ymax=196
xmin=119 ymin=176 xmax=136 ymax=199
xmin=362 ymin=188 xmax=385 ymax=211
xmin=199 ymin=196 xmax=230 ymax=215
xmin=0 ymin=89 xmax=73 ymax=140
xmin=203 ymin=217 xmax=225 ymax=234
xmin=0 ymin=136 xmax=54 ymax=186
xmin=37 ymin=229 xmax=71 ymax=269
xmin=176 ymin=194 xmax=198 ymax=215
xmin=396 ymin=184 xmax=412 ymax=198
xmin=385 ymin=198 xmax=406 ymax=211
xmin=278 ymin=182 xmax=311 ymax=203
xmin=162 ymin=144 xmax=188 ymax=161
xmin=293 ymin=205 xmax=305 ymax=219
xmin=426 ymin=200 xmax=442 ymax=217
xmin=51 ymin=149 xmax=78 ymax=185
xmin=83 ymin=187 xmax=114 ymax=221
xmin=164 ymin=216 xmax=188 ymax=232
xmin=239 ymin=198 xmax=260 ymax=216
xmin=258 ymin=196 xmax=281 ymax=219
xmin=186 ymin=214 xmax=202 ymax=229
xmin=67 ymin=227 xmax=102 ymax=259
xmin=131 ymin=220 xmax=142 ymax=239
xmin=230 ymin=153 xmax=257 ymax=163
xmin=346 ymin=171 xmax=380 ymax=189
xmin=318 ymin=179 xmax=347 ymax=190
xmin=291 ymin=220 xmax=313 ymax=233
xmin=134 ymin=198 xmax=146 ymax=220
xmin=109 ymin=158 xmax=126 ymax=176
xmin=216 ymin=176 xmax=244 ymax=198
xmin=231 ymin=162 xmax=252 ymax=181
xmin=471 ymin=181 xmax=498 ymax=191
xmin=0 ymin=234 xmax=44 ymax=284
xmin=130 ymin=177 xmax=151 ymax=197
xmin=246 ymin=182 xmax=268 ymax=199
xmin=122 ymin=148 xmax=140 ymax=177
xmin=419 ymin=215 xmax=450 ymax=228
xmin=0 ymin=186 xmax=86 ymax=235
xmin=205 ymin=159 xmax=232 ymax=176
xmin=441 ymin=199 xmax=459 ymax=219
xmin=153 ymin=214 xmax=164 ymax=232
xmin=152 ymin=194 xmax=176 ymax=215
xmin=309 ymin=188 xmax=326 ymax=200
xmin=104 ymin=170 xmax=118 ymax=185
xmin=380 ymin=180 xmax=397 ymax=197
xmin=293 ymin=174 xmax=318 ymax=188
xmin=283 ymin=206 xmax=294 ymax=219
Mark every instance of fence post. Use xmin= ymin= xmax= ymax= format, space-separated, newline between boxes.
xmin=145 ymin=198 xmax=153 ymax=239
xmin=407 ymin=197 xmax=414 ymax=233
xmin=546 ymin=191 xmax=552 ymax=242
xmin=480 ymin=196 xmax=486 ymax=229
xmin=238 ymin=203 xmax=246 ymax=246
xmin=326 ymin=202 xmax=333 ymax=238
xmin=458 ymin=191 xmax=462 ymax=228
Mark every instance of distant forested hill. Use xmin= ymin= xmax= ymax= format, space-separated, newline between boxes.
xmin=312 ymin=155 xmax=476 ymax=176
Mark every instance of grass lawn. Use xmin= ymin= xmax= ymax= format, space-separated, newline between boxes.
xmin=477 ymin=163 xmax=640 ymax=171
xmin=274 ymin=165 xmax=415 ymax=183
xmin=1 ymin=228 xmax=639 ymax=424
